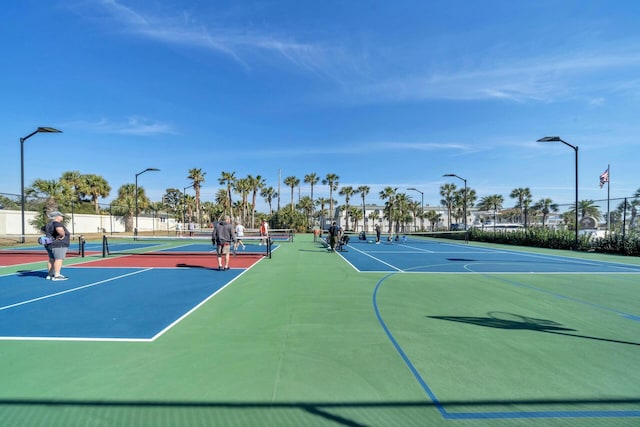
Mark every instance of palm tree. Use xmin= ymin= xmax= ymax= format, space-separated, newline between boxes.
xmin=349 ymin=206 xmax=363 ymax=231
xmin=60 ymin=171 xmax=86 ymax=204
xmin=439 ymin=183 xmax=457 ymax=230
xmin=577 ymin=200 xmax=602 ymax=221
xmin=304 ymin=173 xmax=320 ymax=214
xmin=408 ymin=199 xmax=421 ymax=231
xmin=218 ymin=171 xmax=236 ymax=219
xmin=233 ymin=177 xmax=251 ymax=224
xmin=187 ymin=168 xmax=206 ymax=226
xmin=184 ymin=194 xmax=195 ymax=223
xmin=82 ymin=174 xmax=111 ymax=213
xmin=322 ymin=173 xmax=340 ymax=222
xmin=510 ymin=187 xmax=532 ymax=225
xmin=425 ymin=210 xmax=442 ymax=231
xmin=297 ymin=196 xmax=314 ymax=228
xmin=339 ymin=186 xmax=355 ymax=229
xmin=214 ymin=189 xmax=228 ymax=212
xmin=261 ymin=186 xmax=277 ymax=216
xmin=379 ymin=186 xmax=397 ymax=232
xmin=284 ymin=176 xmax=300 ymax=214
xmin=26 ymin=179 xmax=72 ymax=228
xmin=356 ymin=185 xmax=370 ymax=231
xmin=452 ymin=188 xmax=474 ymax=224
xmin=477 ymin=194 xmax=504 ymax=211
xmin=459 ymin=187 xmax=477 ymax=228
xmin=393 ymin=193 xmax=413 ymax=232
xmin=477 ymin=194 xmax=504 ymax=226
xmin=248 ymin=174 xmax=265 ymax=228
xmin=316 ymin=197 xmax=329 ymax=227
xmin=532 ymin=198 xmax=558 ymax=227
xmin=111 ymin=183 xmax=151 ymax=232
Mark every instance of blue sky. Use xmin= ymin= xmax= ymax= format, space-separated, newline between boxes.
xmin=2 ymin=0 xmax=639 ymax=213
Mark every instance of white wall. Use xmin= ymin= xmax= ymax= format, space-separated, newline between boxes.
xmin=0 ymin=209 xmax=176 ymax=236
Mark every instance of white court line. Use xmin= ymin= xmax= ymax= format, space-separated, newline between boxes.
xmin=397 ymin=244 xmax=435 ymax=253
xmin=345 ymin=244 xmax=403 ymax=272
xmin=149 ymin=263 xmax=263 ymax=341
xmin=0 ymin=268 xmax=152 ymax=312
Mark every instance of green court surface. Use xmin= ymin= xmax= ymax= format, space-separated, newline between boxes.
xmin=0 ymin=234 xmax=639 ymax=426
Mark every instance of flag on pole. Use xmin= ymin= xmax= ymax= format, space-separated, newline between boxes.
xmin=599 ymin=168 xmax=609 ymax=188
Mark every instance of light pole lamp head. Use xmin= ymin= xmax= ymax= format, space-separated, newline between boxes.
xmin=537 ymin=136 xmax=577 ymax=150
xmin=21 ymin=127 xmax=62 ymax=143
xmin=136 ymin=167 xmax=160 ymax=178
xmin=443 ymin=173 xmax=466 ymax=184
xmin=36 ymin=127 xmax=63 ymax=134
xmin=537 ymin=136 xmax=562 ymax=142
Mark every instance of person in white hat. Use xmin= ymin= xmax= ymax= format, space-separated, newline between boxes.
xmin=44 ymin=211 xmax=71 ymax=281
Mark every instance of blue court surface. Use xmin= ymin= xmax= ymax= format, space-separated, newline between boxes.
xmin=341 ymin=239 xmax=640 ymax=273
xmin=0 ymin=267 xmax=242 ymax=341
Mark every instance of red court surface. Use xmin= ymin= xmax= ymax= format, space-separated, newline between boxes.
xmin=0 ymin=251 xmax=91 ymax=267
xmin=0 ymin=252 xmax=46 ymax=266
xmin=79 ymin=253 xmax=264 ymax=268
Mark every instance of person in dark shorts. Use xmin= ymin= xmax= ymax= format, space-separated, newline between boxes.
xmin=212 ymin=215 xmax=236 ymax=270
xmin=328 ymin=221 xmax=339 ymax=252
xmin=44 ymin=211 xmax=71 ymax=281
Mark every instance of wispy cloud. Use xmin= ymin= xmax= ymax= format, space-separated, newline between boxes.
xmin=79 ymin=0 xmax=345 ymax=78
xmin=349 ymin=48 xmax=640 ymax=104
xmin=65 ymin=116 xmax=175 ymax=135
xmin=76 ymin=1 xmax=640 ymax=105
xmin=234 ymin=140 xmax=474 ymax=158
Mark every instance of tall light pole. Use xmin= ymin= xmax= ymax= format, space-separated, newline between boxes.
xmin=406 ymin=187 xmax=424 ymax=231
xmin=20 ymin=127 xmax=62 ymax=243
xmin=443 ymin=174 xmax=467 ymax=231
xmin=135 ymin=168 xmax=160 ymax=235
xmin=537 ymin=136 xmax=579 ymax=249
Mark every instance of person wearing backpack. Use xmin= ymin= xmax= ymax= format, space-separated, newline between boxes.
xmin=44 ymin=211 xmax=71 ymax=281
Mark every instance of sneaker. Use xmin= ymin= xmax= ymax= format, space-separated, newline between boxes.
xmin=51 ymin=275 xmax=68 ymax=281
xmin=218 ymin=266 xmax=223 ymax=271
xmin=45 ymin=275 xmax=52 ymax=280
xmin=224 ymin=266 xmax=230 ymax=270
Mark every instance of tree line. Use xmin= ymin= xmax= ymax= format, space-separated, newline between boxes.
xmin=5 ymin=168 xmax=639 ymax=233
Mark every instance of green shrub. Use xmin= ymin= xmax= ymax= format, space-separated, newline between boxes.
xmin=466 ymin=227 xmax=639 ymax=256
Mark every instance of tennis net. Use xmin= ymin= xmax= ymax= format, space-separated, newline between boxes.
xmin=102 ymin=235 xmax=272 ymax=258
xmin=341 ymin=230 xmax=468 ymax=245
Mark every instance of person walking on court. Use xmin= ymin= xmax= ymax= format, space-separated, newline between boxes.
xmin=44 ymin=211 xmax=71 ymax=280
xmin=234 ymin=221 xmax=246 ymax=251
xmin=212 ymin=215 xmax=236 ymax=270
xmin=328 ymin=221 xmax=339 ymax=252
xmin=375 ymin=223 xmax=381 ymax=244
xmin=259 ymin=219 xmax=269 ymax=246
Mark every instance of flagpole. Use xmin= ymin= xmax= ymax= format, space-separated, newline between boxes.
xmin=607 ymin=164 xmax=610 ymax=232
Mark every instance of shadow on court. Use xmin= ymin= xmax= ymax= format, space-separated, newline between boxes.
xmin=1 ymin=397 xmax=640 ymax=425
xmin=16 ymin=270 xmax=48 ymax=279
xmin=428 ymin=312 xmax=640 ymax=347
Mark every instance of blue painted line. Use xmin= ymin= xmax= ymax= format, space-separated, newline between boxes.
xmin=445 ymin=409 xmax=640 ymax=419
xmin=373 ymin=273 xmax=640 ymax=420
xmin=623 ymin=314 xmax=640 ymax=322
xmin=372 ymin=273 xmax=448 ymax=418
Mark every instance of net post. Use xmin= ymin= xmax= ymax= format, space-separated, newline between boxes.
xmin=267 ymin=237 xmax=272 ymax=258
xmin=102 ymin=235 xmax=108 ymax=257
xmin=79 ymin=235 xmax=86 ymax=257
